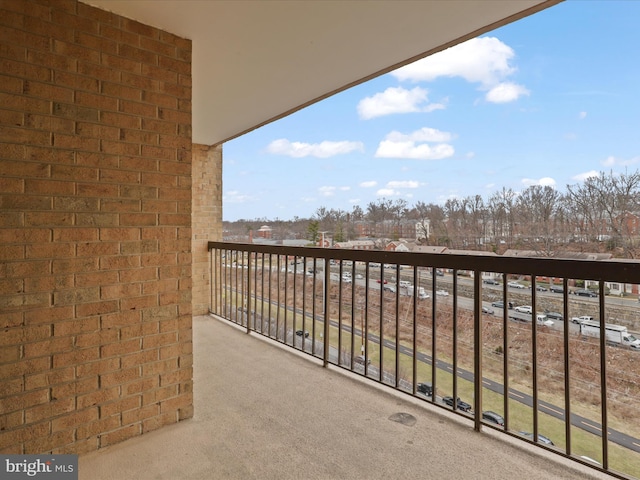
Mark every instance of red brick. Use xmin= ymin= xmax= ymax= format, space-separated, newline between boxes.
xmin=24 ymin=305 xmax=73 ymax=325
xmin=124 ymin=377 xmax=158 ymax=396
xmin=99 ymin=423 xmax=141 ymax=448
xmin=76 ymin=415 xmax=121 ymax=441
xmin=101 ymin=139 xmax=140 ymax=156
xmin=0 ymin=388 xmax=49 ymax=414
xmin=50 ymin=377 xmax=99 ymax=401
xmin=141 ymin=358 xmax=178 ymax=377
xmin=75 ymin=329 xmax=119 ymax=349
xmin=141 ymin=385 xmax=177 ymax=406
xmin=75 ymin=358 xmax=120 ymax=378
xmin=54 ymin=71 xmax=100 ymax=93
xmin=51 ymin=407 xmax=99 ymax=433
xmin=99 ymin=227 xmax=140 ymax=242
xmin=53 ymin=347 xmax=100 ymax=369
xmin=52 ymin=317 xmax=99 ymax=337
xmin=24 ymin=212 xmax=74 ymax=227
xmin=52 ymin=257 xmax=98 ymax=274
xmin=75 ymin=300 xmax=119 ymax=318
xmin=100 ymin=338 xmax=142 ymax=359
xmin=76 ymin=386 xmax=120 ymax=410
xmin=76 ymin=241 xmax=119 ymax=258
xmin=74 ymin=271 xmax=118 ymax=287
xmin=99 ymin=255 xmax=141 ymax=270
xmin=100 ymin=282 xmax=142 ymax=301
xmin=118 ymin=267 xmax=158 ymax=283
xmin=25 ymin=397 xmax=75 ymax=424
xmin=102 ymin=53 xmax=141 ymax=74
xmin=119 ymin=213 xmax=157 ymax=226
xmin=23 ymin=336 xmax=74 ymax=359
xmin=100 ymin=366 xmax=141 ymax=388
xmin=98 ymin=395 xmax=140 ymax=418
xmin=26 ymin=242 xmax=75 ymax=259
xmin=1 ymin=195 xmax=52 ymax=211
xmin=75 ymin=91 xmax=118 ymax=112
xmin=122 ymin=403 xmax=159 ymax=425
xmin=100 ymin=310 xmax=140 ymax=329
xmin=24 ymin=429 xmax=75 ymax=454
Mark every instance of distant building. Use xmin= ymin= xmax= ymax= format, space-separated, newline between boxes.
xmin=334 ymin=240 xmax=375 ymax=250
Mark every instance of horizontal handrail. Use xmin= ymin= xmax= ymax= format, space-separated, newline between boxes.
xmin=208 ymin=241 xmax=640 ymax=480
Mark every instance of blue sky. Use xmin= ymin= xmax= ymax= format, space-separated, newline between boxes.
xmin=223 ymin=1 xmax=640 ymax=222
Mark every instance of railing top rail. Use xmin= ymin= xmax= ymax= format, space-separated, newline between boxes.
xmin=209 ymin=241 xmax=640 ymax=283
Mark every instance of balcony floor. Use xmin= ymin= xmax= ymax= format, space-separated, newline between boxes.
xmin=80 ymin=315 xmax=611 ymax=480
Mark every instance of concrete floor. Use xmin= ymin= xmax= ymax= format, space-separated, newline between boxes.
xmin=80 ymin=315 xmax=613 ymax=480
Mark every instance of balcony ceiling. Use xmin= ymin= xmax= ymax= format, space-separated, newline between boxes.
xmin=86 ymin=0 xmax=561 ymax=146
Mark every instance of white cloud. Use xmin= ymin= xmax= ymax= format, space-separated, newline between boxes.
xmin=386 ymin=127 xmax=453 ymax=143
xmin=357 ymin=86 xmax=445 ymax=119
xmin=318 ymin=186 xmax=350 ymax=197
xmin=485 ymin=82 xmax=530 ymax=103
xmin=387 ymin=180 xmax=419 ymax=189
xmin=374 ymin=128 xmax=455 ymax=160
xmin=377 ymin=188 xmax=400 ymax=196
xmin=521 ymin=177 xmax=556 ymax=187
xmin=360 ymin=180 xmax=377 ymax=188
xmin=579 ymin=111 xmax=587 ymax=120
xmin=602 ymin=155 xmax=640 ymax=167
xmin=392 ymin=36 xmax=528 ymax=104
xmin=392 ymin=37 xmax=516 ymax=87
xmin=573 ymin=170 xmax=599 ymax=182
xmin=223 ymin=190 xmax=253 ymax=204
xmin=266 ymin=139 xmax=364 ymax=158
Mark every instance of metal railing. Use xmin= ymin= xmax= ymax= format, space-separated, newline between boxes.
xmin=208 ymin=241 xmax=640 ymax=479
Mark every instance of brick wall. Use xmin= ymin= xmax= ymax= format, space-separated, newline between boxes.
xmin=192 ymin=144 xmax=222 ymax=315
xmin=0 ymin=0 xmax=194 ymax=454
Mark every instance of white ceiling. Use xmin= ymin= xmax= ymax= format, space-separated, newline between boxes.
xmin=86 ymin=0 xmax=561 ymax=146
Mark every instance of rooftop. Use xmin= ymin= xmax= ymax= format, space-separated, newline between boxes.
xmin=80 ymin=315 xmax=611 ymax=480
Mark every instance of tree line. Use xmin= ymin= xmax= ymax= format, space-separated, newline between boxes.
xmin=224 ymin=170 xmax=640 ymax=258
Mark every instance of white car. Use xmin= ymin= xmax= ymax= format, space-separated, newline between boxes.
xmin=536 ymin=315 xmax=554 ymax=327
xmin=508 ymin=281 xmax=526 ymax=289
xmin=436 ymin=290 xmax=449 ymax=297
xmin=514 ymin=305 xmax=533 ymax=314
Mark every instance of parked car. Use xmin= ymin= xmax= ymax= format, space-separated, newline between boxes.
xmin=383 ymin=285 xmax=396 ymax=293
xmin=483 ymin=278 xmax=500 ymax=285
xmin=377 ymin=279 xmax=388 ymax=284
xmin=514 ymin=305 xmax=533 ymax=314
xmin=544 ymin=311 xmax=563 ymax=321
xmin=520 ymin=431 xmax=554 ymax=446
xmin=535 ymin=285 xmax=548 ymax=291
xmin=353 ymin=355 xmax=371 ymax=365
xmin=571 ymin=315 xmax=594 ymax=324
xmin=435 ymin=269 xmax=444 ymax=276
xmin=575 ymin=288 xmax=597 ymax=297
xmin=482 ymin=411 xmax=505 ymax=426
xmin=549 ymin=285 xmax=564 ymax=293
xmin=508 ymin=281 xmax=526 ymax=289
xmin=491 ymin=300 xmax=514 ymax=309
xmin=482 ymin=306 xmax=495 ymax=315
xmin=442 ymin=396 xmax=472 ymax=412
xmin=342 ymin=276 xmax=352 ymax=283
xmin=436 ymin=289 xmax=449 ymax=297
xmin=416 ymin=382 xmax=433 ymax=397
xmin=295 ymin=330 xmax=309 ymax=338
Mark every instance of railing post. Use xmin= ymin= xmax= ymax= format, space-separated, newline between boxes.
xmin=473 ymin=272 xmax=482 ymax=432
xmin=323 ymin=258 xmax=330 ymax=367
